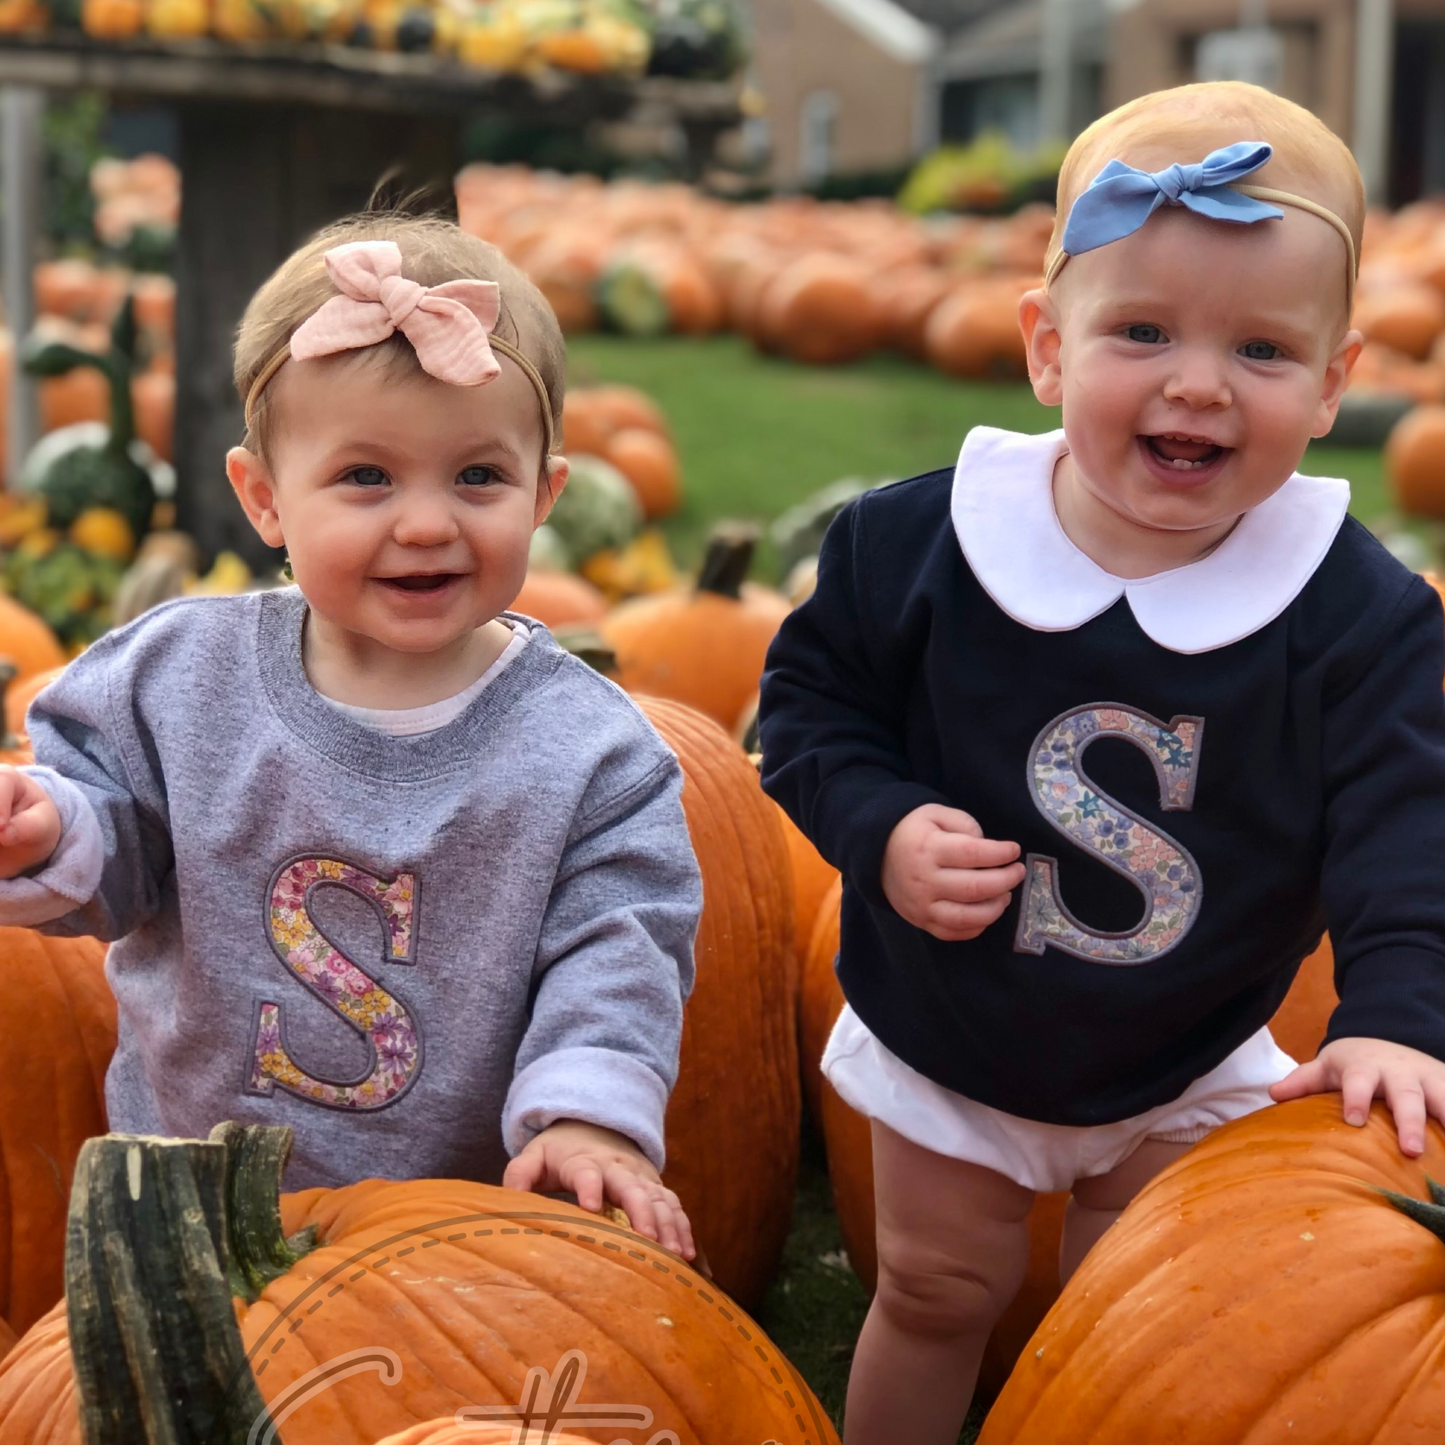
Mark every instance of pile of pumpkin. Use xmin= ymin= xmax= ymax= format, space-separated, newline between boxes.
xmin=1338 ymin=197 xmax=1445 ymax=405
xmin=0 ymin=0 xmax=750 ymax=82
xmin=456 ymin=164 xmax=1051 ymax=378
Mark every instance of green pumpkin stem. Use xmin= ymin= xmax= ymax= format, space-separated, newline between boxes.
xmin=211 ymin=1119 xmax=318 ymax=1302
xmin=695 ymin=522 xmax=760 ymax=600
xmin=65 ymin=1123 xmax=300 ymax=1443
xmin=0 ymin=660 xmax=24 ymax=752
xmin=1380 ymin=1176 xmax=1445 ymax=1245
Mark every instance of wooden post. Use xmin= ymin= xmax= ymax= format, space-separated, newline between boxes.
xmin=172 ymin=101 xmax=460 ymax=572
xmin=1 ymin=85 xmax=42 ymax=488
xmin=1354 ymin=0 xmax=1394 ymax=206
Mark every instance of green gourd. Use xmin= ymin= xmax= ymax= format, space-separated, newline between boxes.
xmin=19 ymin=294 xmax=156 ymax=543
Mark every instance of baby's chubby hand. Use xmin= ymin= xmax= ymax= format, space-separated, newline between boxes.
xmin=881 ymin=803 xmax=1027 ymax=941
xmin=502 ymin=1118 xmax=696 ymax=1261
xmin=0 ymin=765 xmax=60 ymax=880
xmin=1270 ymin=1036 xmax=1445 ymax=1157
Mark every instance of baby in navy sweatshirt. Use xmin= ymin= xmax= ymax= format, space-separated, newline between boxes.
xmin=759 ymin=81 xmax=1445 ymax=1443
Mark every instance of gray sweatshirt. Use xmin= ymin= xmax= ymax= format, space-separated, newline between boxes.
xmin=1 ymin=587 xmax=701 ymax=1189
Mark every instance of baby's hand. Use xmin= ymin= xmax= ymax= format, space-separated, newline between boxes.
xmin=502 ymin=1118 xmax=696 ymax=1261
xmin=881 ymin=803 xmax=1026 ymax=941
xmin=1270 ymin=1036 xmax=1445 ymax=1156
xmin=0 ymin=766 xmax=60 ymax=880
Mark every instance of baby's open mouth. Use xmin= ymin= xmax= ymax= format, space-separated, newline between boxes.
xmin=380 ymin=573 xmax=460 ymax=592
xmin=1144 ymin=433 xmax=1230 ymax=471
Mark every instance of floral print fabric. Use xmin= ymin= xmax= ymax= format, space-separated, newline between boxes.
xmin=249 ymin=855 xmax=421 ymax=1109
xmin=1015 ymin=705 xmax=1204 ymax=964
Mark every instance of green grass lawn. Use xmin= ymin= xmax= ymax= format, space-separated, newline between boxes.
xmin=567 ymin=333 xmax=1396 ymax=582
xmin=565 ymin=334 xmax=1399 ymax=1445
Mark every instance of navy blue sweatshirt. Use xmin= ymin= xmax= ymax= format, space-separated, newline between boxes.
xmin=758 ymin=427 xmax=1445 ymax=1126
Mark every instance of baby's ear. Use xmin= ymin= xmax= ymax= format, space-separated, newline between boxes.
xmin=1019 ymin=288 xmax=1063 ymax=406
xmin=1310 ymin=327 xmax=1366 ymax=437
xmin=226 ymin=447 xmax=285 ymax=550
xmin=534 ymin=453 xmax=569 ymax=527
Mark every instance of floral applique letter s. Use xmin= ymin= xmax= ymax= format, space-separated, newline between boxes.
xmin=247 ymin=855 xmax=421 ymax=1110
xmin=1014 ymin=705 xmax=1204 ymax=964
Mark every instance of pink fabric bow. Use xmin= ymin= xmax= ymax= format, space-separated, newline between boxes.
xmin=289 ymin=240 xmax=503 ymax=387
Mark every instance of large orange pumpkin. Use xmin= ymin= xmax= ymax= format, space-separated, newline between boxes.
xmin=1385 ymin=402 xmax=1445 ymax=518
xmin=602 ymin=526 xmax=793 ymax=733
xmin=0 ymin=1123 xmax=838 ymax=1445
xmin=978 ymin=1095 xmax=1445 ymax=1443
xmin=642 ymin=696 xmax=801 ymax=1311
xmin=801 ymin=874 xmax=1340 ymax=1402
xmin=0 ymin=929 xmax=114 ymax=1334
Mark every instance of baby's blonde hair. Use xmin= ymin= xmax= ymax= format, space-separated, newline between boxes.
xmin=234 ymin=210 xmax=566 ymax=465
xmin=1047 ymin=81 xmax=1365 ymax=303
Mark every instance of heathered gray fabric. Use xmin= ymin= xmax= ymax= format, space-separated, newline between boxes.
xmin=2 ymin=587 xmax=701 ymax=1189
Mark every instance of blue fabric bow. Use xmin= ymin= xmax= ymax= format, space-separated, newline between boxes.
xmin=1060 ymin=141 xmax=1284 ymax=258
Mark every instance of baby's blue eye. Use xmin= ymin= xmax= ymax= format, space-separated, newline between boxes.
xmin=347 ymin=466 xmax=388 ymax=487
xmin=1240 ymin=340 xmax=1280 ymax=361
xmin=458 ymin=465 xmax=499 ymax=487
xmin=1126 ymin=324 xmax=1164 ymax=344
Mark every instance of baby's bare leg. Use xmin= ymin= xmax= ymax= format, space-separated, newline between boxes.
xmin=1059 ymin=1136 xmax=1194 ymax=1283
xmin=843 ymin=1119 xmax=1033 ymax=1445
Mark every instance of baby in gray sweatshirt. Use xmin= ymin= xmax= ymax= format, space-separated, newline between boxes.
xmin=0 ymin=215 xmax=703 ymax=1260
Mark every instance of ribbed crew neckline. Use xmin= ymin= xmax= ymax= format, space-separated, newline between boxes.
xmin=255 ymin=586 xmax=563 ymax=781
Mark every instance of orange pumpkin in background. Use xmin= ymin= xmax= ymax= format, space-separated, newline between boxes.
xmin=1385 ymin=402 xmax=1445 ymax=517
xmin=0 ymin=596 xmax=67 ymax=682
xmin=1352 ymin=281 xmax=1445 ymax=359
xmin=877 ymin=265 xmax=954 ymax=358
xmin=131 ymin=366 xmax=174 ymax=462
xmin=4 ymin=662 xmax=65 ymax=745
xmin=39 ymin=366 xmax=109 ymax=432
xmin=602 ymin=525 xmax=792 ymax=733
xmin=31 ymin=260 xmax=99 ymax=321
xmin=377 ymin=1429 xmax=597 ymax=1445
xmin=755 ymin=253 xmax=879 ymax=365
xmin=509 ymin=568 xmax=609 ymax=630
xmin=588 ymin=382 xmax=670 ymax=438
xmin=605 ymin=426 xmax=682 ymax=519
xmin=925 ymin=276 xmax=1036 ymax=379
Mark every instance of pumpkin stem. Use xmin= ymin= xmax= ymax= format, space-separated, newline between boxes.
xmin=211 ymin=1120 xmax=318 ymax=1303
xmin=0 ymin=659 xmax=23 ymax=752
xmin=65 ymin=1124 xmax=290 ymax=1444
xmin=695 ymin=522 xmax=761 ymax=600
xmin=1380 ymin=1176 xmax=1445 ymax=1245
xmin=553 ymin=623 xmax=620 ymax=678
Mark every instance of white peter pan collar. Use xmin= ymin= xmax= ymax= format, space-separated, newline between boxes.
xmin=950 ymin=426 xmax=1350 ymax=655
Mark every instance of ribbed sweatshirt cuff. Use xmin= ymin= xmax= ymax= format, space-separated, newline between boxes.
xmin=503 ymin=1046 xmax=671 ymax=1171
xmin=0 ymin=769 xmax=104 ymax=925
xmin=819 ymin=775 xmax=953 ymax=910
